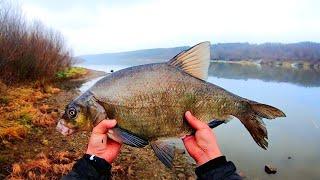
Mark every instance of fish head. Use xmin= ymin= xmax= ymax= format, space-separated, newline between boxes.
xmin=57 ymin=101 xmax=92 ymax=136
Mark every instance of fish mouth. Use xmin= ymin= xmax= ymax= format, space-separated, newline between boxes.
xmin=56 ymin=119 xmax=74 ymax=136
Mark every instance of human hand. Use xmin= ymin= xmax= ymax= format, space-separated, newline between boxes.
xmin=86 ymin=119 xmax=122 ymax=163
xmin=182 ymin=111 xmax=222 ymax=166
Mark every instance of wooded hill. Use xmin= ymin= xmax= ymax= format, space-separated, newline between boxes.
xmin=211 ymin=42 xmax=320 ymax=61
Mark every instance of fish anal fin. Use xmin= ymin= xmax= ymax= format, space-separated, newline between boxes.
xmin=151 ymin=140 xmax=175 ymax=169
xmin=168 ymin=42 xmax=211 ymax=81
xmin=236 ymin=112 xmax=268 ymax=149
xmin=108 ymin=126 xmax=149 ymax=148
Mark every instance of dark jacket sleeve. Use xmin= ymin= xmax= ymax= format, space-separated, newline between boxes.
xmin=62 ymin=154 xmax=112 ymax=180
xmin=195 ymin=156 xmax=242 ymax=180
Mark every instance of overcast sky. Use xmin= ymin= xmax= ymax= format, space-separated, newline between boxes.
xmin=20 ymin=0 xmax=320 ymax=55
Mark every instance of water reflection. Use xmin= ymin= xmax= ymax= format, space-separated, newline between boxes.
xmin=209 ymin=62 xmax=320 ymax=87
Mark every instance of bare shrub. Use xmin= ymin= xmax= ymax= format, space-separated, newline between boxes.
xmin=0 ymin=1 xmax=73 ymax=84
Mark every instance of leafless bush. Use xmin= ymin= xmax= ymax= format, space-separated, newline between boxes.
xmin=0 ymin=1 xmax=73 ymax=84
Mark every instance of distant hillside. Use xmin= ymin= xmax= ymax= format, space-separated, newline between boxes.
xmin=79 ymin=46 xmax=188 ymax=65
xmin=79 ymin=42 xmax=320 ymax=65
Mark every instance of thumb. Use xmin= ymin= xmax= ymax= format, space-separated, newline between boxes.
xmin=93 ymin=119 xmax=117 ymax=134
xmin=185 ymin=111 xmax=208 ymax=130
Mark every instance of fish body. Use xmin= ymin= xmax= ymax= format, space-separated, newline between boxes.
xmin=57 ymin=42 xmax=285 ymax=168
xmin=91 ymin=63 xmax=239 ymax=140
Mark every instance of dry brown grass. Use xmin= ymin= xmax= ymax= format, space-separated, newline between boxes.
xmin=0 ymin=121 xmax=27 ymax=140
xmin=0 ymin=85 xmax=60 ymax=142
xmin=8 ymin=151 xmax=79 ymax=179
xmin=32 ymin=113 xmax=56 ymax=127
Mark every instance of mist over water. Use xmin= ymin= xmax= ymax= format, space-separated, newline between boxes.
xmin=79 ymin=62 xmax=320 ymax=179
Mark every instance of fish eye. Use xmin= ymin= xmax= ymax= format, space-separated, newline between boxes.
xmin=67 ymin=107 xmax=78 ymax=119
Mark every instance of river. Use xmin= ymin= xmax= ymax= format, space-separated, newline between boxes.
xmin=79 ymin=62 xmax=320 ymax=179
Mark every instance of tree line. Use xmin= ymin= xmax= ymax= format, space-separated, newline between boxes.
xmin=211 ymin=42 xmax=320 ymax=62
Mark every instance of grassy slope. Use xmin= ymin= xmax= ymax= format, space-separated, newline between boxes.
xmin=0 ymin=68 xmax=89 ymax=179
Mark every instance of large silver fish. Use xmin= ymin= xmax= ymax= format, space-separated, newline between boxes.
xmin=57 ymin=42 xmax=285 ymax=168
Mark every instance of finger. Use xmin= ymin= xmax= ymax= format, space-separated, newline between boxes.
xmin=182 ymin=135 xmax=196 ymax=146
xmin=93 ymin=119 xmax=117 ymax=134
xmin=183 ymin=135 xmax=198 ymax=152
xmin=182 ymin=135 xmax=193 ymax=142
xmin=105 ymin=139 xmax=122 ymax=163
xmin=107 ymin=138 xmax=122 ymax=149
xmin=182 ymin=135 xmax=203 ymax=155
xmin=185 ymin=111 xmax=208 ymax=130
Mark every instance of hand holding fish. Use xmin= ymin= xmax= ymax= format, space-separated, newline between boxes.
xmin=86 ymin=119 xmax=122 ymax=163
xmin=183 ymin=111 xmax=222 ymax=166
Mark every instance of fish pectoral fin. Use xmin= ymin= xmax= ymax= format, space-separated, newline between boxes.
xmin=208 ymin=119 xmax=225 ymax=129
xmin=208 ymin=116 xmax=232 ymax=129
xmin=107 ymin=126 xmax=149 ymax=148
xmin=168 ymin=41 xmax=210 ymax=81
xmin=151 ymin=140 xmax=175 ymax=169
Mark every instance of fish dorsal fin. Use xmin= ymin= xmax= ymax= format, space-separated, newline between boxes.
xmin=168 ymin=41 xmax=211 ymax=80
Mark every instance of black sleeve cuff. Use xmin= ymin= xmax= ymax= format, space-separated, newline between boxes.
xmin=82 ymin=154 xmax=112 ymax=175
xmin=63 ymin=154 xmax=112 ymax=179
xmin=195 ymin=156 xmax=227 ymax=175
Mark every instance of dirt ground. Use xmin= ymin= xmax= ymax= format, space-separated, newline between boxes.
xmin=0 ymin=69 xmax=197 ymax=179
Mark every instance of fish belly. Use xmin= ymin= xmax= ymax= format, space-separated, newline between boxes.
xmin=105 ymin=94 xmax=185 ymax=139
xmin=106 ymin=89 xmax=221 ymax=140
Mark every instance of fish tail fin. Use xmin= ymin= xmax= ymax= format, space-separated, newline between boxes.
xmin=236 ymin=101 xmax=285 ymax=149
xmin=250 ymin=102 xmax=286 ymax=119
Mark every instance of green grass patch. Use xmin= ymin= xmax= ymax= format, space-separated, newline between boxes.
xmin=0 ymin=96 xmax=9 ymax=105
xmin=56 ymin=67 xmax=87 ymax=80
xmin=18 ymin=113 xmax=33 ymax=127
xmin=0 ymin=155 xmax=9 ymax=163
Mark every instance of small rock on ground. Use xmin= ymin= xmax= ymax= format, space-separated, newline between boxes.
xmin=265 ymin=164 xmax=277 ymax=174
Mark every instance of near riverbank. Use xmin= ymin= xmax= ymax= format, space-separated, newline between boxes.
xmin=0 ymin=68 xmax=105 ymax=179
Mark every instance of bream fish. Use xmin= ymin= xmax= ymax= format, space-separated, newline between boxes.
xmin=57 ymin=42 xmax=285 ymax=168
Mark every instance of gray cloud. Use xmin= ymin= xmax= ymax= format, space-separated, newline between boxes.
xmin=21 ymin=0 xmax=320 ymax=55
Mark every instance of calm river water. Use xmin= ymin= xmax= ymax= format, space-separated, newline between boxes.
xmin=79 ymin=62 xmax=320 ymax=179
